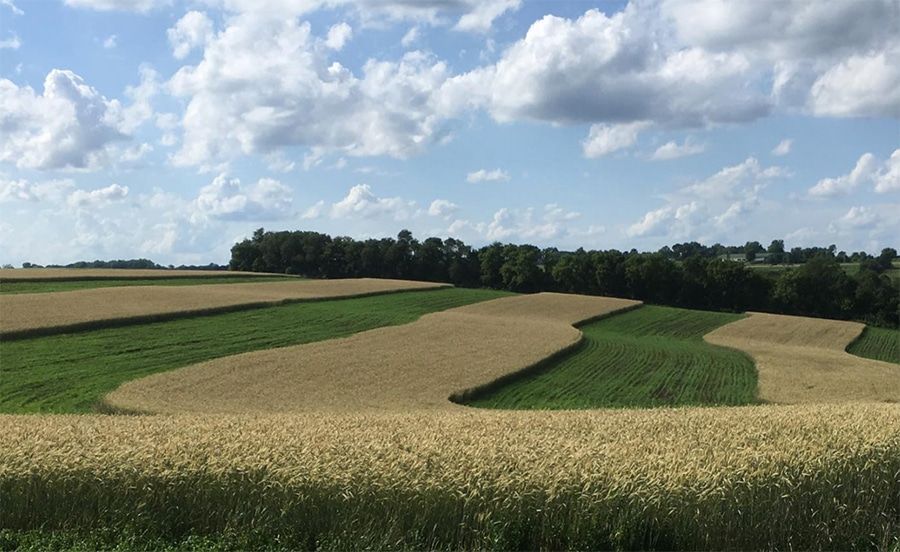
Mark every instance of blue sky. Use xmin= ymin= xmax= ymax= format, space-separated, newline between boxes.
xmin=0 ymin=0 xmax=898 ymax=265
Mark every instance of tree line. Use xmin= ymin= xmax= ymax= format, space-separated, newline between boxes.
xmin=230 ymin=229 xmax=899 ymax=328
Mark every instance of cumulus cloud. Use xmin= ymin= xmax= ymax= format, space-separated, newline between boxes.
xmin=0 ymin=33 xmax=21 ymax=50
xmin=772 ymin=138 xmax=792 ymax=156
xmin=808 ymin=153 xmax=879 ymax=197
xmin=484 ymin=203 xmax=581 ymax=241
xmin=454 ymin=0 xmax=521 ymax=33
xmin=169 ymin=14 xmax=452 ymax=167
xmin=583 ymin=122 xmax=648 ymax=158
xmin=67 ymin=183 xmax=129 ymax=208
xmin=874 ymin=149 xmax=900 ymax=193
xmin=324 ymin=22 xmax=352 ymax=50
xmin=168 ymin=11 xmax=214 ymax=59
xmin=466 ymin=168 xmax=509 ymax=183
xmin=627 ymin=157 xmax=785 ymax=239
xmin=650 ymin=138 xmax=705 ymax=160
xmin=301 ymin=200 xmax=325 ymax=220
xmin=427 ymin=199 xmax=458 ymax=219
xmin=64 ymin=0 xmax=169 ymax=11
xmin=0 ymin=178 xmax=74 ymax=203
xmin=193 ymin=174 xmax=293 ymax=221
xmin=330 ymin=184 xmax=417 ymax=221
xmin=808 ymin=48 xmax=900 ymax=118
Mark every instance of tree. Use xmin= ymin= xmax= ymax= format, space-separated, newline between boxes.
xmin=744 ymin=241 xmax=764 ymax=262
xmin=766 ymin=239 xmax=785 ymax=265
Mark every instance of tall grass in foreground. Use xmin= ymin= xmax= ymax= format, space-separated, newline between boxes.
xmin=2 ymin=404 xmax=898 ymax=550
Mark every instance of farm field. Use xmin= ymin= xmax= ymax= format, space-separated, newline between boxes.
xmin=2 ymin=281 xmax=899 ymax=550
xmin=0 ymin=268 xmax=275 ymax=280
xmin=103 ymin=293 xmax=640 ymax=414
xmin=0 ymin=277 xmax=448 ymax=338
xmin=0 ymin=275 xmax=296 ymax=294
xmin=705 ymin=312 xmax=900 ymax=403
xmin=2 ymin=404 xmax=898 ymax=550
xmin=848 ymin=325 xmax=900 ymax=364
xmin=0 ymin=287 xmax=510 ymax=413
xmin=467 ymin=305 xmax=756 ymax=409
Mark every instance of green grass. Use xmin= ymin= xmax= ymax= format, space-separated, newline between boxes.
xmin=847 ymin=326 xmax=899 ymax=364
xmin=467 ymin=305 xmax=757 ymax=409
xmin=0 ymin=287 xmax=511 ymax=413
xmin=0 ymin=276 xmax=296 ymax=294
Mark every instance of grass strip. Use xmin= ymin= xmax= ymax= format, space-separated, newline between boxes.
xmin=0 ymin=287 xmax=511 ymax=413
xmin=466 ymin=305 xmax=757 ymax=409
xmin=0 ymin=276 xmax=296 ymax=294
xmin=846 ymin=325 xmax=900 ymax=364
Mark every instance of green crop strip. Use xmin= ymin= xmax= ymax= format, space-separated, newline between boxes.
xmin=468 ymin=305 xmax=757 ymax=409
xmin=847 ymin=326 xmax=899 ymax=364
xmin=0 ymin=287 xmax=511 ymax=413
xmin=0 ymin=276 xmax=296 ymax=294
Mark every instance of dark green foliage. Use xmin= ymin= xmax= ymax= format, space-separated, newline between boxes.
xmin=468 ymin=306 xmax=756 ymax=409
xmin=229 ymin=229 xmax=898 ymax=327
xmin=0 ymin=288 xmax=510 ymax=413
xmin=847 ymin=326 xmax=899 ymax=364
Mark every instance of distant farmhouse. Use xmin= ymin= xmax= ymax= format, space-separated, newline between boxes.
xmin=719 ymin=253 xmax=774 ymax=264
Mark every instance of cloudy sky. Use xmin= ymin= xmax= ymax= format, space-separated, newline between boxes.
xmin=0 ymin=0 xmax=898 ymax=265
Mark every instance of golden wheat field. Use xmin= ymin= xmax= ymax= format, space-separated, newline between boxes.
xmin=0 ymin=278 xmax=448 ymax=337
xmin=704 ymin=312 xmax=900 ymax=403
xmin=2 ymin=404 xmax=898 ymax=549
xmin=0 ymin=268 xmax=274 ymax=280
xmin=104 ymin=293 xmax=640 ymax=414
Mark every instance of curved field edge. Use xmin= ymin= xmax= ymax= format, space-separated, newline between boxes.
xmin=101 ymin=294 xmax=638 ymax=415
xmin=448 ymin=303 xmax=643 ymax=405
xmin=1 ymin=405 xmax=898 ymax=551
xmin=461 ymin=305 xmax=757 ymax=410
xmin=0 ymin=288 xmax=511 ymax=414
xmin=846 ymin=325 xmax=900 ymax=364
xmin=0 ymin=280 xmax=451 ymax=340
xmin=0 ymin=276 xmax=298 ymax=295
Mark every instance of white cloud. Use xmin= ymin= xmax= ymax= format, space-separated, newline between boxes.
xmin=67 ymin=183 xmax=129 ymax=208
xmin=772 ymin=138 xmax=792 ymax=156
xmin=836 ymin=206 xmax=877 ymax=228
xmin=428 ymin=199 xmax=458 ymax=219
xmin=466 ymin=168 xmax=509 ymax=183
xmin=330 ymin=184 xmax=417 ymax=221
xmin=103 ymin=34 xmax=117 ymax=49
xmin=0 ymin=178 xmax=75 ymax=203
xmin=168 ymin=11 xmax=215 ymax=60
xmin=64 ymin=0 xmax=169 ymax=12
xmin=583 ymin=122 xmax=649 ymax=158
xmin=650 ymin=138 xmax=705 ymax=160
xmin=454 ymin=0 xmax=521 ymax=33
xmin=809 ymin=48 xmax=900 ymax=118
xmin=874 ymin=149 xmax=900 ymax=193
xmin=808 ymin=153 xmax=879 ymax=197
xmin=169 ymin=15 xmax=452 ymax=167
xmin=0 ymin=33 xmax=20 ymax=50
xmin=119 ymin=142 xmax=153 ymax=163
xmin=484 ymin=203 xmax=581 ymax=242
xmin=301 ymin=200 xmax=325 ymax=220
xmin=1 ymin=0 xmax=23 ymax=15
xmin=324 ymin=22 xmax=352 ymax=51
xmin=627 ymin=157 xmax=785 ymax=239
xmin=193 ymin=174 xmax=293 ymax=221
xmin=401 ymin=27 xmax=419 ymax=48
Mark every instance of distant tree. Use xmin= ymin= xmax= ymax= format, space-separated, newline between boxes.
xmin=766 ymin=239 xmax=785 ymax=265
xmin=744 ymin=241 xmax=764 ymax=262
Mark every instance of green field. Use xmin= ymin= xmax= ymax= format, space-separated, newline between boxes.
xmin=847 ymin=326 xmax=900 ymax=364
xmin=0 ymin=287 xmax=511 ymax=413
xmin=467 ymin=305 xmax=757 ymax=409
xmin=0 ymin=275 xmax=296 ymax=294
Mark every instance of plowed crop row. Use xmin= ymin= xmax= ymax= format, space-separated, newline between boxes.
xmin=847 ymin=325 xmax=900 ymax=364
xmin=468 ymin=305 xmax=755 ymax=409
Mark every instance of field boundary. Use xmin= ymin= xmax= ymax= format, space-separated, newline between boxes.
xmin=448 ymin=302 xmax=644 ymax=405
xmin=0 ymin=285 xmax=451 ymax=341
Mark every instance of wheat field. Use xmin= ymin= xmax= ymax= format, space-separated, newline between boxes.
xmin=2 ymin=404 xmax=898 ymax=550
xmin=0 ymin=278 xmax=448 ymax=338
xmin=704 ymin=312 xmax=900 ymax=403
xmin=104 ymin=293 xmax=640 ymax=413
xmin=0 ymin=268 xmax=272 ymax=280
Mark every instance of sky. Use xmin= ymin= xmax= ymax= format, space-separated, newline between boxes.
xmin=0 ymin=0 xmax=898 ymax=266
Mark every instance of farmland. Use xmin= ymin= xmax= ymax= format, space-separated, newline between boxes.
xmin=0 ymin=275 xmax=295 ymax=294
xmin=0 ymin=287 xmax=510 ymax=413
xmin=468 ymin=306 xmax=756 ymax=409
xmin=1 ymin=274 xmax=899 ymax=550
xmin=848 ymin=325 xmax=900 ymax=364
